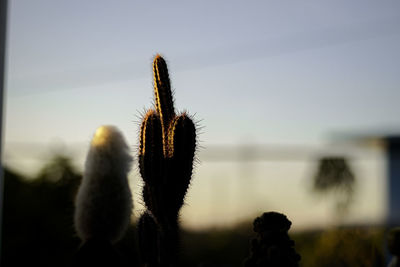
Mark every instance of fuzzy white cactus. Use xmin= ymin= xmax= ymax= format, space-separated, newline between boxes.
xmin=74 ymin=125 xmax=133 ymax=244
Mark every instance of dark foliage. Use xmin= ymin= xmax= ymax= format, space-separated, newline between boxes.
xmin=1 ymin=157 xmax=139 ymax=267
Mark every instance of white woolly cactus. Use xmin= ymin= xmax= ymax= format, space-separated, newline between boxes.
xmin=74 ymin=125 xmax=133 ymax=244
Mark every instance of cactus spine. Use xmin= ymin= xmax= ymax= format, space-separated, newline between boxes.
xmin=138 ymin=55 xmax=196 ymax=266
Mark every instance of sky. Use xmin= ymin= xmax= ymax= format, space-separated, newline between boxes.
xmin=3 ymin=1 xmax=400 ymax=230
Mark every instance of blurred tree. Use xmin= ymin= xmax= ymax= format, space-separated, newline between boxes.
xmin=313 ymin=157 xmax=355 ymax=217
xmin=1 ymin=154 xmax=139 ymax=267
xmin=1 ymin=155 xmax=82 ymax=267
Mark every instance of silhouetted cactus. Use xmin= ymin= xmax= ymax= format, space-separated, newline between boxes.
xmin=244 ymin=212 xmax=300 ymax=267
xmin=138 ymin=55 xmax=197 ymax=266
xmin=138 ymin=212 xmax=160 ymax=267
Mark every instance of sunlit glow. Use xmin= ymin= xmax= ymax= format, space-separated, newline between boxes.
xmin=91 ymin=126 xmax=112 ymax=147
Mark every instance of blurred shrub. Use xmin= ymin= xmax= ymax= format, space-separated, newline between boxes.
xmin=1 ymin=155 xmax=138 ymax=267
xmin=179 ymin=222 xmax=253 ymax=266
xmin=294 ymin=228 xmax=385 ymax=267
xmin=179 ymin=226 xmax=386 ymax=267
xmin=1 ymin=155 xmax=81 ymax=267
xmin=0 ymin=155 xmax=387 ymax=267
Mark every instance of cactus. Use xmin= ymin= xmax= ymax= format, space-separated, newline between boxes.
xmin=138 ymin=54 xmax=197 ymax=266
xmin=73 ymin=125 xmax=133 ymax=266
xmin=138 ymin=211 xmax=160 ymax=266
xmin=244 ymin=212 xmax=301 ymax=267
xmin=75 ymin=125 xmax=133 ymax=244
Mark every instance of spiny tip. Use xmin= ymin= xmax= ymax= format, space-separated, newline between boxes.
xmin=154 ymin=54 xmax=164 ymax=62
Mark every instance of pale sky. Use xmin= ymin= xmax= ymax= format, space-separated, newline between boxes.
xmin=3 ymin=1 xmax=400 ymax=229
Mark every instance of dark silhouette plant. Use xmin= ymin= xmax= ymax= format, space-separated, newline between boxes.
xmin=138 ymin=54 xmax=197 ymax=266
xmin=244 ymin=212 xmax=301 ymax=267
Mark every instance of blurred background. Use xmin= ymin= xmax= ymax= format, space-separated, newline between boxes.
xmin=2 ymin=0 xmax=400 ymax=266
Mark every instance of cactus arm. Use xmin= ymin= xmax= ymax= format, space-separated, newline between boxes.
xmin=153 ymin=54 xmax=175 ymax=155
xmin=139 ymin=109 xmax=163 ymax=186
xmin=167 ymin=114 xmax=196 ymax=214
